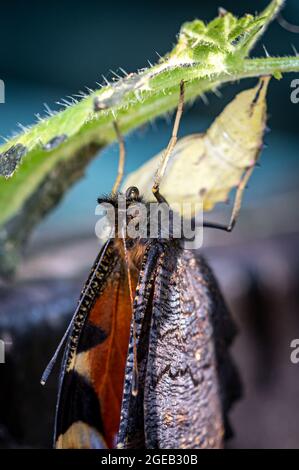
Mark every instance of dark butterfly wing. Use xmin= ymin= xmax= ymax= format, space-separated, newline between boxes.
xmin=55 ymin=240 xmax=138 ymax=449
xmin=117 ymin=243 xmax=240 ymax=449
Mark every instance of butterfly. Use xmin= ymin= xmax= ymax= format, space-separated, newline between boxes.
xmin=42 ymin=82 xmax=241 ymax=449
xmin=124 ymin=77 xmax=270 ymax=217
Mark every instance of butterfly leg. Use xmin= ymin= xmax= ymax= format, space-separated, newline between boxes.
xmin=152 ymin=80 xmax=185 ymax=204
xmin=203 ymin=165 xmax=255 ymax=232
xmin=112 ymin=121 xmax=126 ymax=194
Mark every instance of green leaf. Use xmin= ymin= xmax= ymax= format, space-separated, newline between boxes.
xmin=0 ymin=0 xmax=297 ymax=277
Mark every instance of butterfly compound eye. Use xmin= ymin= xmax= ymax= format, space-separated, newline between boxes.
xmin=125 ymin=186 xmax=140 ymax=201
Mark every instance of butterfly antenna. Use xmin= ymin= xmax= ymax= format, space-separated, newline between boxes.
xmin=40 ymin=237 xmax=111 ymax=386
xmin=112 ymin=121 xmax=125 ymax=194
xmin=121 ymin=227 xmax=139 ymax=397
